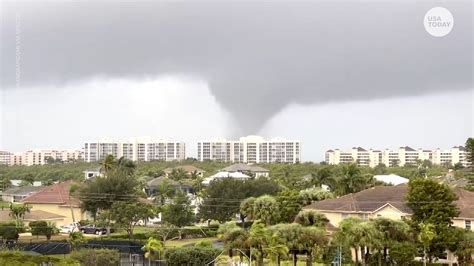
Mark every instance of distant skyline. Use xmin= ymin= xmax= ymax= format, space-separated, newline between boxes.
xmin=1 ymin=1 xmax=472 ymax=161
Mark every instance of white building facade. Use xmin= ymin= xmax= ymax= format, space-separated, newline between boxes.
xmin=197 ymin=135 xmax=301 ymax=164
xmin=325 ymin=146 xmax=469 ymax=168
xmin=84 ymin=137 xmax=186 ymax=162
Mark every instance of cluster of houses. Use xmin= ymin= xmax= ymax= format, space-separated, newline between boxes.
xmin=0 ymin=164 xmax=473 ymax=263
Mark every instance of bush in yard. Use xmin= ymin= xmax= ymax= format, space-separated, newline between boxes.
xmin=70 ymin=248 xmax=120 ymax=266
xmin=29 ymin=220 xmax=58 ymax=240
xmin=0 ymin=221 xmax=25 ymax=241
xmin=165 ymin=246 xmax=222 ymax=266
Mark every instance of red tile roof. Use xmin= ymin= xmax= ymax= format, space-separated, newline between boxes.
xmin=304 ymin=185 xmax=474 ymax=218
xmin=21 ymin=180 xmax=80 ymax=207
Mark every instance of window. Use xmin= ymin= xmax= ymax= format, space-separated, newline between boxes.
xmin=466 ymin=220 xmax=471 ymax=230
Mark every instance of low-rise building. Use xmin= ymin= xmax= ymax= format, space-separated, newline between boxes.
xmin=202 ymin=171 xmax=251 ymax=185
xmin=21 ymin=181 xmax=85 ymax=226
xmin=303 ymin=184 xmax=474 ymax=230
xmin=325 ymin=145 xmax=469 ymax=167
xmin=1 ymin=186 xmax=44 ymax=203
xmin=221 ymin=163 xmax=270 ymax=178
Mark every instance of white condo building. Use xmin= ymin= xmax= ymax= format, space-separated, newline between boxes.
xmin=325 ymin=146 xmax=469 ymax=168
xmin=84 ymin=137 xmax=186 ymax=162
xmin=197 ymin=135 xmax=301 ymax=164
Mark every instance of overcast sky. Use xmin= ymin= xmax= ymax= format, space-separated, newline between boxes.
xmin=0 ymin=1 xmax=472 ymax=161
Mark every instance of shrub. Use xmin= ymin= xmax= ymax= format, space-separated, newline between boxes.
xmin=29 ymin=220 xmax=58 ymax=240
xmin=0 ymin=222 xmax=25 ymax=241
xmin=0 ymin=251 xmax=79 ymax=266
xmin=165 ymin=246 xmax=221 ymax=266
xmin=70 ymin=248 xmax=120 ymax=266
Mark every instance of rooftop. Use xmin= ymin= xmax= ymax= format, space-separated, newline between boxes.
xmin=221 ymin=163 xmax=270 ymax=173
xmin=21 ymin=180 xmax=80 ymax=207
xmin=304 ymin=184 xmax=474 ymax=218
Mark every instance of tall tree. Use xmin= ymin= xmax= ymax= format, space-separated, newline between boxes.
xmin=100 ymin=155 xmax=116 ymax=174
xmin=161 ymin=191 xmax=195 ymax=239
xmin=271 ymin=223 xmax=302 ymax=266
xmin=336 ymin=163 xmax=366 ymax=195
xmin=333 ymin=217 xmax=363 ymax=265
xmin=372 ymin=218 xmax=411 ymax=263
xmin=252 ymin=195 xmax=279 ymax=225
xmin=311 ymin=167 xmax=335 ymax=189
xmin=110 ymin=202 xmax=157 ymax=239
xmin=297 ymin=226 xmax=328 ymax=266
xmin=407 ymin=178 xmax=460 ymax=262
xmin=248 ymin=220 xmax=271 ymax=266
xmin=199 ymin=178 xmax=279 ymax=223
xmin=465 ymin=137 xmax=474 ymax=169
xmin=275 ymin=190 xmax=304 ymax=223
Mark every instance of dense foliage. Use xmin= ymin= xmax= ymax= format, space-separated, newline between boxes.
xmin=0 ymin=251 xmax=79 ymax=266
xmin=164 ymin=246 xmax=222 ymax=266
xmin=70 ymin=248 xmax=121 ymax=266
xmin=198 ymin=177 xmax=280 ymax=223
xmin=407 ymin=178 xmax=460 ymax=261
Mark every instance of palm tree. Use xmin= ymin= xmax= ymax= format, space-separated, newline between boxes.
xmin=337 ymin=163 xmax=365 ymax=195
xmin=358 ymin=221 xmax=384 ymax=265
xmin=155 ymin=180 xmax=175 ymax=206
xmin=142 ymin=237 xmax=164 ymax=266
xmin=297 ymin=226 xmax=328 ymax=266
xmin=239 ymin=197 xmax=256 ymax=226
xmin=253 ymin=195 xmax=278 ymax=225
xmin=311 ymin=167 xmax=335 ymax=189
xmin=218 ymin=222 xmax=250 ymax=262
xmin=100 ymin=154 xmax=116 ymax=174
xmin=294 ymin=210 xmax=329 ymax=228
xmin=373 ymin=218 xmax=410 ymax=264
xmin=271 ymin=223 xmax=303 ymax=266
xmin=248 ymin=220 xmax=271 ymax=266
xmin=169 ymin=168 xmax=187 ymax=181
xmin=266 ymin=236 xmax=289 ymax=266
xmin=333 ymin=217 xmax=363 ymax=265
xmin=9 ymin=203 xmax=31 ymax=220
xmin=117 ymin=157 xmax=136 ymax=176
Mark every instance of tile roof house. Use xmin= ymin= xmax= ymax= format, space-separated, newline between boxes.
xmin=303 ymin=184 xmax=474 ymax=231
xmin=145 ymin=176 xmax=193 ymax=197
xmin=21 ymin=181 xmax=85 ymax=226
xmin=221 ymin=164 xmax=270 ymax=177
xmin=1 ymin=186 xmax=44 ymax=203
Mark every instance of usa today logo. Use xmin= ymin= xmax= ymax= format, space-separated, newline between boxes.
xmin=424 ymin=7 xmax=454 ymax=37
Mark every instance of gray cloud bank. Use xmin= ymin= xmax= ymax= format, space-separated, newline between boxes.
xmin=1 ymin=1 xmax=472 ymax=134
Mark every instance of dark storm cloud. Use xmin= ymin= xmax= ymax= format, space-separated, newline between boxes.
xmin=1 ymin=1 xmax=472 ymax=133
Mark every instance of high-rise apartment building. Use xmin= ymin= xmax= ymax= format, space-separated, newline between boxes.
xmin=325 ymin=146 xmax=469 ymax=167
xmin=197 ymin=135 xmax=300 ymax=164
xmin=84 ymin=137 xmax=186 ymax=162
